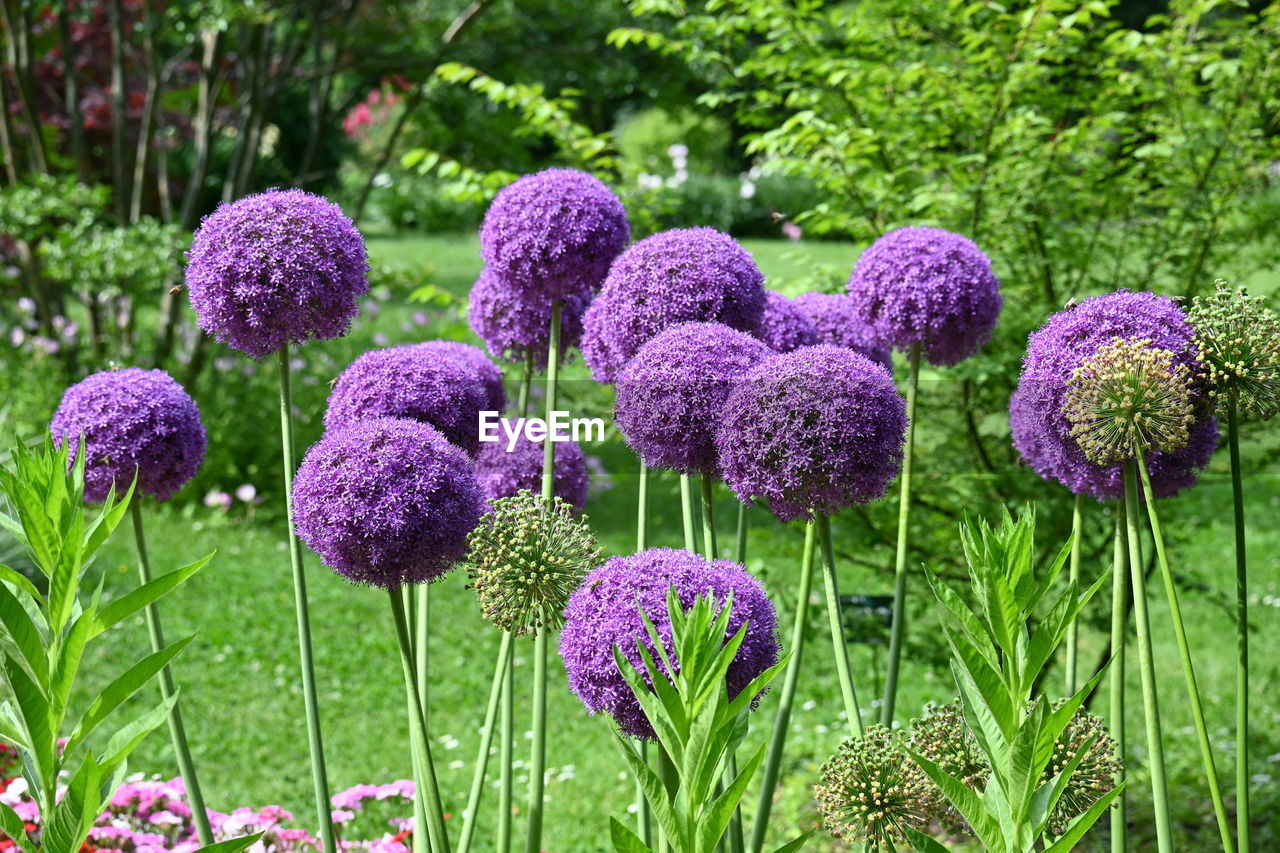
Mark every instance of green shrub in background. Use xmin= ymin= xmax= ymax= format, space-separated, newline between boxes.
xmin=615 ymin=106 xmax=732 ymax=177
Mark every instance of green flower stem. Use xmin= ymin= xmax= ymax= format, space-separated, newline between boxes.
xmin=457 ymin=630 xmax=514 ymax=853
xmin=278 ymin=344 xmax=336 ymax=853
xmin=637 ymin=461 xmax=653 ymax=848
xmin=680 ymin=474 xmax=698 ymax=553
xmin=1135 ymin=446 xmax=1235 ymax=853
xmin=499 ymin=639 xmax=514 ymax=853
xmin=815 ymin=514 xmax=865 ymax=738
xmin=1110 ymin=499 xmax=1128 ymax=853
xmin=129 ymin=501 xmax=214 ymax=847
xmin=658 ymin=744 xmax=679 ymax=853
xmin=390 ymin=588 xmax=451 ymax=853
xmin=750 ymin=522 xmax=817 ymax=853
xmin=1065 ymin=493 xmax=1083 ymax=695
xmin=734 ymin=502 xmax=748 ymax=564
xmin=1122 ymin=461 xmax=1172 ymax=853
xmin=1228 ymin=395 xmax=1251 ymax=853
xmin=416 ymin=585 xmax=429 ymax=710
xmin=519 ymin=350 xmax=535 ymax=415
xmin=882 ymin=344 xmax=920 ymax=726
xmin=526 ymin=299 xmax=562 ymax=853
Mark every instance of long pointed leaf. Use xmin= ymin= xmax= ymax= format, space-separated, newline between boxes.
xmin=1041 ymin=783 xmax=1126 ymax=852
xmin=909 ymin=749 xmax=1005 ymax=851
xmin=697 ymin=742 xmax=766 ymax=852
xmin=193 ymin=834 xmax=266 ymax=853
xmin=614 ymin=733 xmax=686 ymax=850
xmin=0 ymin=801 xmax=34 ymax=853
xmin=93 ymin=553 xmax=212 ymax=634
xmin=610 ymin=816 xmax=654 ymax=853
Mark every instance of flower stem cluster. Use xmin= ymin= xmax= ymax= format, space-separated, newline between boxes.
xmin=1063 ymin=337 xmax=1195 ymax=465
xmin=467 ymin=491 xmax=602 ymax=636
xmin=1188 ymin=279 xmax=1280 ymax=421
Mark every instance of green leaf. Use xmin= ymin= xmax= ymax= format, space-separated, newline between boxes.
xmin=910 ymin=749 xmax=1005 ymax=851
xmin=697 ymin=742 xmax=766 ymax=851
xmin=904 ymin=826 xmax=950 ymax=852
xmin=97 ymin=691 xmax=179 ymax=781
xmin=192 ymin=833 xmax=266 ymax=853
xmin=0 ymin=564 xmax=43 ymax=604
xmin=609 ymin=816 xmax=654 ymax=853
xmin=613 ymin=733 xmax=685 ymax=850
xmin=0 ymin=577 xmax=49 ymax=684
xmin=42 ymin=749 xmax=100 ymax=853
xmin=1041 ymin=783 xmax=1125 ymax=852
xmin=2 ymin=656 xmax=55 ymax=790
xmin=94 ymin=552 xmax=212 ymax=634
xmin=0 ymin=801 xmax=34 ymax=853
xmin=1029 ymin=731 xmax=1100 ymax=835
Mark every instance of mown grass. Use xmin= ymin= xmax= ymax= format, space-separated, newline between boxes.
xmin=76 ymin=233 xmax=1280 ymax=851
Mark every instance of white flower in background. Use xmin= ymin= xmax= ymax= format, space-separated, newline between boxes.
xmin=669 ymin=168 xmax=689 ymax=187
xmin=637 ymin=172 xmax=663 ymax=191
xmin=740 ymin=179 xmax=756 ymax=199
xmin=372 ymin=172 xmax=393 ymax=188
xmin=667 ymin=143 xmax=688 ymax=159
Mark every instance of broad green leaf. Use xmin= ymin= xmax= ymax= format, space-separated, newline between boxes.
xmin=770 ymin=831 xmax=812 ymax=853
xmin=42 ymin=748 xmax=100 ymax=853
xmin=1041 ymin=783 xmax=1125 ymax=852
xmin=904 ymin=827 xmax=950 ymax=852
xmin=0 ymin=801 xmax=34 ymax=853
xmin=697 ymin=741 xmax=766 ymax=852
xmin=98 ymin=692 xmax=179 ymax=780
xmin=1029 ymin=732 xmax=1100 ymax=835
xmin=614 ymin=733 xmax=685 ymax=850
xmin=722 ymin=655 xmax=790 ymax=721
xmin=94 ymin=552 xmax=212 ymax=634
xmin=0 ymin=579 xmax=49 ymax=684
xmin=50 ymin=605 xmax=97 ymax=715
xmin=193 ymin=833 xmax=266 ymax=853
xmin=2 ymin=656 xmax=55 ymax=789
xmin=0 ymin=565 xmax=43 ymax=604
xmin=909 ymin=749 xmax=1004 ymax=851
xmin=609 ymin=816 xmax=654 ymax=853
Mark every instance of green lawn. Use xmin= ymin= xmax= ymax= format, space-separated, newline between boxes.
xmin=74 ymin=234 xmax=1280 ymax=851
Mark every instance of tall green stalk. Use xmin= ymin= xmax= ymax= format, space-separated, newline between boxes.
xmin=815 ymin=514 xmax=865 ymax=738
xmin=129 ymin=501 xmax=214 ymax=847
xmin=416 ymin=585 xmax=429 ymax=710
xmin=1122 ymin=461 xmax=1172 ymax=853
xmin=750 ymin=522 xmax=817 ymax=853
xmin=637 ymin=461 xmax=654 ymax=848
xmin=680 ymin=474 xmax=698 ymax=552
xmin=734 ymin=503 xmax=748 ymax=564
xmin=390 ymin=588 xmax=451 ymax=853
xmin=526 ymin=300 xmax=562 ymax=853
xmin=278 ymin=344 xmax=336 ymax=853
xmin=1227 ymin=395 xmax=1251 ymax=853
xmin=1065 ymin=493 xmax=1083 ymax=695
xmin=1134 ymin=446 xmax=1235 ymax=853
xmin=1109 ymin=499 xmax=1128 ymax=853
xmin=457 ymin=630 xmax=514 ymax=853
xmin=882 ymin=345 xmax=920 ymax=725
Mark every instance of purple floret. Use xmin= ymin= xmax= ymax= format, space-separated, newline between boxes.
xmin=1011 ymin=290 xmax=1217 ymax=500
xmin=614 ymin=322 xmax=773 ymax=475
xmin=468 ymin=268 xmax=589 ymax=370
xmin=292 ymin=417 xmax=485 ymax=588
xmin=846 ymin=226 xmax=1001 ymax=367
xmin=792 ymin=292 xmax=892 ymax=369
xmin=559 ymin=547 xmax=780 ymax=739
xmin=51 ymin=368 xmax=206 ymax=504
xmin=325 ymin=344 xmax=490 ymax=455
xmin=480 ymin=169 xmax=630 ymax=301
xmin=185 ymin=189 xmax=370 ymax=358
xmin=580 ymin=227 xmax=767 ymax=383
xmin=416 ymin=339 xmax=507 ymax=415
xmin=756 ymin=291 xmax=818 ymax=353
xmin=474 ymin=434 xmax=589 ymax=513
xmin=716 ymin=345 xmax=908 ymax=521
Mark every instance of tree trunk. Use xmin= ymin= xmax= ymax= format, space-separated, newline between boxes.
xmin=1 ymin=0 xmax=49 ymax=173
xmin=56 ymin=8 xmax=92 ymax=181
xmin=129 ymin=0 xmax=164 ymax=223
xmin=107 ymin=0 xmax=130 ymax=219
xmin=179 ymin=29 xmax=221 ymax=231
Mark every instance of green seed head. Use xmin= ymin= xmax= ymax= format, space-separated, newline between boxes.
xmin=1189 ymin=279 xmax=1280 ymax=421
xmin=1063 ymin=336 xmax=1195 ymax=465
xmin=466 ymin=490 xmax=602 ymax=636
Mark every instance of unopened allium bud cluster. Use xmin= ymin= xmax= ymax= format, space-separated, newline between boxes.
xmin=1189 ymin=280 xmax=1280 ymax=421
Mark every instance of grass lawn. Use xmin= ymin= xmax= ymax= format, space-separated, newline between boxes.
xmin=72 ymin=233 xmax=1280 ymax=851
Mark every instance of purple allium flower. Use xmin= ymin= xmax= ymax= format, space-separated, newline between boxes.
xmin=1011 ymin=290 xmax=1217 ymax=500
xmin=468 ymin=268 xmax=589 ymax=369
xmin=559 ymin=547 xmax=780 ymax=739
xmin=474 ymin=435 xmax=589 ymax=512
xmin=51 ymin=368 xmax=206 ymax=503
xmin=716 ymin=346 xmax=908 ymax=521
xmin=756 ymin=291 xmax=818 ymax=353
xmin=291 ymin=417 xmax=485 ymax=588
xmin=580 ymin=227 xmax=767 ymax=383
xmin=325 ymin=344 xmax=490 ymax=455
xmin=846 ymin=226 xmax=1002 ymax=366
xmin=792 ymin=292 xmax=893 ymax=369
xmin=185 ymin=189 xmax=370 ymax=358
xmin=614 ymin=322 xmax=773 ymax=475
xmin=415 ymin=339 xmax=507 ymax=414
xmin=480 ymin=169 xmax=630 ymax=301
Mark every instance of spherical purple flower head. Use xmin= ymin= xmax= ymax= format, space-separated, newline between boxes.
xmin=468 ymin=268 xmax=589 ymax=370
xmin=614 ymin=322 xmax=773 ymax=475
xmin=792 ymin=292 xmax=893 ymax=369
xmin=325 ymin=344 xmax=490 ymax=455
xmin=756 ymin=291 xmax=818 ymax=353
xmin=1010 ymin=290 xmax=1217 ymax=500
xmin=51 ymin=368 xmax=206 ymax=504
xmin=185 ymin=189 xmax=370 ymax=358
xmin=416 ymin=339 xmax=507 ymax=414
xmin=292 ymin=417 xmax=485 ymax=588
xmin=581 ymin=228 xmax=768 ymax=383
xmin=480 ymin=169 xmax=630 ymax=301
xmin=846 ymin=226 xmax=1002 ymax=367
xmin=474 ymin=434 xmax=589 ymax=513
xmin=716 ymin=345 xmax=908 ymax=521
xmin=559 ymin=547 xmax=780 ymax=739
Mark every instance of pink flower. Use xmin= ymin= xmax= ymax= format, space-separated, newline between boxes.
xmin=781 ymin=222 xmax=802 ymax=242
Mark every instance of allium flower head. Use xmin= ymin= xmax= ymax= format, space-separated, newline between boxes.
xmin=814 ymin=725 xmax=939 ymax=851
xmin=468 ymin=268 xmax=589 ymax=369
xmin=1188 ymin=280 xmax=1280 ymax=421
xmin=416 ymin=339 xmax=507 ymax=414
xmin=1063 ymin=337 xmax=1195 ymax=465
xmin=480 ymin=169 xmax=630 ymax=301
xmin=291 ymin=417 xmax=485 ymax=588
xmin=475 ymin=435 xmax=589 ymax=513
xmin=580 ymin=228 xmax=767 ymax=382
xmin=559 ymin=547 xmax=779 ymax=739
xmin=756 ymin=291 xmax=818 ymax=353
xmin=1011 ymin=290 xmax=1216 ymax=500
xmin=325 ymin=344 xmax=490 ymax=455
xmin=716 ymin=345 xmax=907 ymax=521
xmin=614 ymin=322 xmax=773 ymax=475
xmin=792 ymin=292 xmax=892 ymax=369
xmin=467 ymin=491 xmax=602 ymax=636
xmin=51 ymin=368 xmax=206 ymax=503
xmin=185 ymin=189 xmax=370 ymax=357
xmin=846 ymin=226 xmax=1001 ymax=366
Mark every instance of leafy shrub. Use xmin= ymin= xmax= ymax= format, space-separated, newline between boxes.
xmin=615 ymin=106 xmax=731 ymax=177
